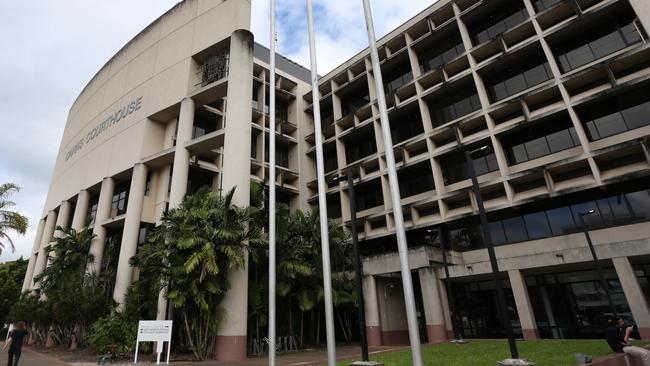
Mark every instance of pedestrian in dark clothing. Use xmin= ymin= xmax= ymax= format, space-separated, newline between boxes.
xmin=1 ymin=322 xmax=28 ymax=366
xmin=605 ymin=318 xmax=650 ymax=365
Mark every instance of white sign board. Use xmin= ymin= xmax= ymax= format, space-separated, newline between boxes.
xmin=134 ymin=320 xmax=172 ymax=365
xmin=4 ymin=324 xmax=14 ymax=342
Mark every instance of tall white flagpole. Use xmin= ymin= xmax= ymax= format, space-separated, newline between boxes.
xmin=306 ymin=1 xmax=337 ymax=365
xmin=268 ymin=0 xmax=277 ymax=365
xmin=360 ymin=1 xmax=423 ymax=365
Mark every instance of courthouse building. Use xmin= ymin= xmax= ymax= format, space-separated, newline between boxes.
xmin=21 ymin=0 xmax=650 ymax=360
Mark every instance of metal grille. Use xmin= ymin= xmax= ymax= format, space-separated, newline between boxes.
xmin=201 ymin=52 xmax=229 ymax=86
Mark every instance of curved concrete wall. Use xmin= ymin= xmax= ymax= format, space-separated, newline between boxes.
xmin=44 ymin=0 xmax=251 ymax=214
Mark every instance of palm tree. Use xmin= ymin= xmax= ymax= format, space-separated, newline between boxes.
xmin=34 ymin=223 xmax=114 ymax=347
xmin=131 ymin=187 xmax=265 ymax=360
xmin=0 ymin=183 xmax=28 ymax=255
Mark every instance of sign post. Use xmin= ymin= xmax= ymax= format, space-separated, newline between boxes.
xmin=4 ymin=324 xmax=14 ymax=342
xmin=134 ymin=320 xmax=172 ymax=365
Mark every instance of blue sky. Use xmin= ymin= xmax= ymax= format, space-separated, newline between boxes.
xmin=0 ymin=0 xmax=436 ymax=262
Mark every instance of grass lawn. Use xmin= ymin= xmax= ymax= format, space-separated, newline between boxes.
xmin=339 ymin=339 xmax=648 ymax=366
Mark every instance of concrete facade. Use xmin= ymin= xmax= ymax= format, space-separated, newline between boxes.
xmin=21 ymin=0 xmax=650 ymax=358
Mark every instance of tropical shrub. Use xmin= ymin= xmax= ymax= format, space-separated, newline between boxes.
xmin=88 ymin=314 xmax=137 ymax=353
xmin=130 ymin=187 xmax=264 ymax=360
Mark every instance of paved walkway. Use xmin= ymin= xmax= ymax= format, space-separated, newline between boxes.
xmin=1 ymin=343 xmax=405 ymax=366
xmin=0 ymin=345 xmax=73 ymax=366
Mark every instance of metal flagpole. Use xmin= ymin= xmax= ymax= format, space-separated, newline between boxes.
xmin=306 ymin=1 xmax=337 ymax=365
xmin=360 ymin=1 xmax=423 ymax=365
xmin=268 ymin=0 xmax=277 ymax=364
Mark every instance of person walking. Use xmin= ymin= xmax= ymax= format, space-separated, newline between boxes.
xmin=1 ymin=322 xmax=28 ymax=366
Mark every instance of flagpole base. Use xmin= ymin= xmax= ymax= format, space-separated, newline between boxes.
xmin=497 ymin=359 xmax=538 ymax=365
xmin=350 ymin=361 xmax=384 ymax=366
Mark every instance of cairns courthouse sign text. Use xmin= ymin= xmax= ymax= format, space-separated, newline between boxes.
xmin=65 ymin=96 xmax=143 ymax=161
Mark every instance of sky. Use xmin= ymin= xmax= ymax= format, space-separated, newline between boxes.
xmin=0 ymin=0 xmax=436 ymax=263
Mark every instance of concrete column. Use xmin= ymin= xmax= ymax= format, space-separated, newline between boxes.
xmin=21 ymin=218 xmax=45 ymax=292
xmin=54 ymin=201 xmax=72 ymax=233
xmin=88 ymin=177 xmax=115 ymax=274
xmin=155 ymin=98 xmax=194 ymax=322
xmin=30 ymin=210 xmax=58 ymax=289
xmin=47 ymin=200 xmax=72 ymax=265
xmin=613 ymin=257 xmax=650 ymax=339
xmin=508 ymin=270 xmax=539 ymax=340
xmin=168 ymin=98 xmax=195 ymax=208
xmin=418 ymin=267 xmax=448 ymax=343
xmin=363 ymin=275 xmax=382 ymax=346
xmin=629 ymin=0 xmax=650 ymax=32
xmin=437 ymin=275 xmax=455 ymax=339
xmin=154 ymin=166 xmax=171 ymax=223
xmin=113 ymin=163 xmax=148 ymax=308
xmin=71 ymin=190 xmax=90 ymax=231
xmin=214 ymin=29 xmax=254 ymax=362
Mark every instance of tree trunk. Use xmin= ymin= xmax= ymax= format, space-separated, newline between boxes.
xmin=300 ymin=311 xmax=304 ymax=348
xmin=316 ymin=308 xmax=321 ymax=346
xmin=288 ymin=299 xmax=293 ymax=335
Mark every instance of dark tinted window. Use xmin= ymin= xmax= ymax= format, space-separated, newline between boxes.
xmin=554 ymin=14 xmax=642 ymax=73
xmin=546 ymin=206 xmax=575 ymax=236
xmin=485 ymin=60 xmax=553 ymax=102
xmin=502 ymin=216 xmax=528 ymax=242
xmin=440 ymin=146 xmax=499 ymax=185
xmin=355 ymin=180 xmax=384 ymax=211
xmin=419 ymin=33 xmax=465 ymax=73
xmin=502 ymin=115 xmax=581 ymax=165
xmin=533 ymin=0 xmax=562 ymax=12
xmin=428 ymin=86 xmax=481 ymax=127
xmin=384 ymin=64 xmax=413 ymax=95
xmin=578 ymin=85 xmax=650 ymax=141
xmin=398 ymin=164 xmax=435 ymax=197
xmin=524 ymin=212 xmax=552 ymax=239
xmin=469 ymin=0 xmax=528 ymax=45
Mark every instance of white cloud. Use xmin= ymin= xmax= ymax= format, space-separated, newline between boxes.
xmin=0 ymin=0 xmax=436 ymax=262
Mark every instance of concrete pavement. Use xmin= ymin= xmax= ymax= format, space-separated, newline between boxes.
xmin=0 ymin=345 xmax=73 ymax=366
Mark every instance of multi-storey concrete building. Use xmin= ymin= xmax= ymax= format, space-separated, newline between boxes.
xmin=21 ymin=0 xmax=650 ymax=359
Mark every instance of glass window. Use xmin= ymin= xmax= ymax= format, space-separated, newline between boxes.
xmin=486 ymin=60 xmax=553 ymax=102
xmin=553 ymin=15 xmax=642 ymax=73
xmin=502 ymin=216 xmax=528 ymax=242
xmin=489 ymin=221 xmax=507 ymax=245
xmin=547 ymin=206 xmax=576 ymax=235
xmin=524 ymin=136 xmax=551 ymax=160
xmin=622 ymin=101 xmax=650 ymax=130
xmin=533 ymin=0 xmax=562 ymax=12
xmin=608 ymin=195 xmax=634 ymax=222
xmin=524 ymin=212 xmax=552 ymax=239
xmin=627 ymin=190 xmax=650 ymax=220
xmin=547 ymin=128 xmax=577 ymax=153
xmin=570 ymin=201 xmax=603 ymax=227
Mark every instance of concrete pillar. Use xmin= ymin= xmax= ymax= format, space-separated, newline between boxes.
xmin=437 ymin=275 xmax=455 ymax=339
xmin=21 ymin=218 xmax=45 ymax=292
xmin=55 ymin=201 xmax=72 ymax=233
xmin=47 ymin=200 xmax=72 ymax=265
xmin=363 ymin=275 xmax=382 ymax=346
xmin=113 ymin=163 xmax=148 ymax=308
xmin=214 ymin=29 xmax=254 ymax=362
xmin=613 ymin=257 xmax=650 ymax=339
xmin=88 ymin=177 xmax=115 ymax=274
xmin=418 ymin=267 xmax=448 ymax=343
xmin=168 ymin=98 xmax=195 ymax=208
xmin=30 ymin=210 xmax=58 ymax=289
xmin=154 ymin=166 xmax=171 ymax=223
xmin=508 ymin=270 xmax=539 ymax=340
xmin=629 ymin=0 xmax=650 ymax=32
xmin=155 ymin=98 xmax=194 ymax=322
xmin=71 ymin=190 xmax=90 ymax=231
xmin=376 ymin=277 xmax=409 ymax=345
